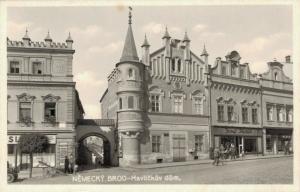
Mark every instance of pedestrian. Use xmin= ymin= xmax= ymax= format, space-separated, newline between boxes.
xmin=241 ymin=149 xmax=245 ymax=160
xmin=212 ymin=147 xmax=220 ymax=166
xmin=64 ymin=156 xmax=69 ymax=174
xmin=230 ymin=143 xmax=236 ymax=160
xmin=219 ymin=144 xmax=225 ymax=165
xmin=69 ymin=154 xmax=74 ymax=174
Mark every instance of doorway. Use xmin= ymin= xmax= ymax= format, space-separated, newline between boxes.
xmin=172 ymin=134 xmax=186 ymax=162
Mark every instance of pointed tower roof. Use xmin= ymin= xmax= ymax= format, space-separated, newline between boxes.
xmin=162 ymin=26 xmax=171 ymax=39
xmin=183 ymin=31 xmax=190 ymax=42
xmin=66 ymin=32 xmax=73 ymax=42
xmin=22 ymin=28 xmax=30 ymax=40
xmin=44 ymin=30 xmax=52 ymax=42
xmin=201 ymin=44 xmax=209 ymax=56
xmin=141 ymin=34 xmax=150 ymax=47
xmin=120 ymin=7 xmax=139 ymax=62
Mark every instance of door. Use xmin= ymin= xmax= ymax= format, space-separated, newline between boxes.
xmin=173 ymin=134 xmax=186 ymax=162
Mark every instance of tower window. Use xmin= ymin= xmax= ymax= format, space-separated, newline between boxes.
xmin=128 ymin=68 xmax=135 ymax=79
xmin=128 ymin=96 xmax=134 ymax=109
xmin=171 ymin=58 xmax=176 ymax=72
xmin=119 ymin=98 xmax=122 ymax=109
xmin=177 ymin=59 xmax=181 ymax=73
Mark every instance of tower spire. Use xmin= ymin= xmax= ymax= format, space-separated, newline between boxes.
xmin=201 ymin=44 xmax=209 ymax=56
xmin=162 ymin=26 xmax=171 ymax=39
xmin=120 ymin=7 xmax=139 ymax=62
xmin=23 ymin=28 xmax=30 ymax=40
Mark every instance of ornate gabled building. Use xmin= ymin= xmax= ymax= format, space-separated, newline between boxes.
xmin=7 ymin=30 xmax=84 ymax=169
xmin=101 ymin=10 xmax=211 ymax=166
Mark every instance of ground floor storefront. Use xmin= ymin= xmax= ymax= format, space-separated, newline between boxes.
xmin=263 ymin=128 xmax=293 ymax=155
xmin=7 ymin=132 xmax=76 ymax=170
xmin=212 ymin=127 xmax=263 ymax=157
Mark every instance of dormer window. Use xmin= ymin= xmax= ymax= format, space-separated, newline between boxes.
xmin=10 ymin=61 xmax=20 ymax=74
xmin=33 ymin=62 xmax=42 ymax=74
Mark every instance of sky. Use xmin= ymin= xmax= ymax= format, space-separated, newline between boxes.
xmin=7 ymin=5 xmax=293 ymax=119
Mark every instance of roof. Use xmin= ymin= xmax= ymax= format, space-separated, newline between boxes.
xmin=141 ymin=34 xmax=150 ymax=47
xmin=75 ymin=89 xmax=85 ymax=114
xmin=183 ymin=31 xmax=190 ymax=42
xmin=120 ymin=24 xmax=139 ymax=62
xmin=77 ymin=119 xmax=115 ymax=126
xmin=99 ymin=88 xmax=108 ymax=103
xmin=162 ymin=27 xmax=171 ymax=39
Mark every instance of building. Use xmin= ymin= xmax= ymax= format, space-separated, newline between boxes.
xmin=101 ymin=10 xmax=211 ymax=166
xmin=100 ymin=10 xmax=293 ymax=166
xmin=7 ymin=30 xmax=84 ymax=169
xmin=260 ymin=60 xmax=293 ymax=155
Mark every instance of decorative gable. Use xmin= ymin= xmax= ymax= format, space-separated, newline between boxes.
xmin=42 ymin=94 xmax=61 ymax=102
xmin=16 ymin=93 xmax=36 ymax=101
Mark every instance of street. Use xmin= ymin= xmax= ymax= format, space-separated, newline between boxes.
xmin=15 ymin=157 xmax=293 ymax=184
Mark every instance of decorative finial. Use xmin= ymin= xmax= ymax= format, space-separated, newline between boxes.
xmin=128 ymin=6 xmax=132 ymax=25
xmin=23 ymin=27 xmax=30 ymax=40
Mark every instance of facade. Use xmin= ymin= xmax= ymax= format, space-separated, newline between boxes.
xmin=100 ymin=11 xmax=293 ymax=166
xmin=7 ymin=31 xmax=84 ymax=169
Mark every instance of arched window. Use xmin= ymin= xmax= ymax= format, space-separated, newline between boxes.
xmin=171 ymin=58 xmax=176 ymax=72
xmin=274 ymin=72 xmax=278 ymax=80
xmin=128 ymin=68 xmax=133 ymax=78
xmin=177 ymin=59 xmax=181 ymax=73
xmin=119 ymin=98 xmax=122 ymax=109
xmin=128 ymin=96 xmax=134 ymax=109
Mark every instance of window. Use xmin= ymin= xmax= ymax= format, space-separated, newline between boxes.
xmin=152 ymin=135 xmax=161 ymax=153
xmin=44 ymin=102 xmax=56 ymax=122
xmin=128 ymin=96 xmax=134 ymax=109
xmin=287 ymin=108 xmax=293 ymax=122
xmin=150 ymin=95 xmax=160 ymax=112
xmin=195 ymin=135 xmax=203 ymax=152
xmin=174 ymin=95 xmax=183 ymax=113
xmin=10 ymin=61 xmax=20 ymax=74
xmin=231 ymin=64 xmax=236 ymax=76
xmin=177 ymin=59 xmax=181 ymax=73
xmin=19 ymin=102 xmax=31 ymax=121
xmin=44 ymin=144 xmax=56 ymax=153
xmin=277 ymin=106 xmax=284 ymax=122
xmin=217 ymin=105 xmax=224 ymax=121
xmin=32 ymin=62 xmax=42 ymax=74
xmin=171 ymin=58 xmax=176 ymax=72
xmin=252 ymin=108 xmax=258 ymax=123
xmin=228 ymin=106 xmax=234 ymax=122
xmin=242 ymin=107 xmax=248 ymax=123
xmin=267 ymin=105 xmax=273 ymax=121
xmin=274 ymin=72 xmax=278 ymax=80
xmin=240 ymin=69 xmax=245 ymax=78
xmin=128 ymin=68 xmax=133 ymax=78
xmin=119 ymin=98 xmax=122 ymax=109
xmin=221 ymin=66 xmax=227 ymax=75
xmin=194 ymin=97 xmax=203 ymax=115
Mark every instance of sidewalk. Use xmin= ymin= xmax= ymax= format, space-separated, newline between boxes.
xmin=127 ymin=154 xmax=293 ymax=170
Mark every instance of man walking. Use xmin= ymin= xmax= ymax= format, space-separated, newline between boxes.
xmin=212 ymin=147 xmax=220 ymax=166
xmin=219 ymin=144 xmax=225 ymax=165
xmin=64 ymin=156 xmax=69 ymax=174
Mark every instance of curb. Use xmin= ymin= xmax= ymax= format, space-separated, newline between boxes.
xmin=127 ymin=155 xmax=293 ymax=170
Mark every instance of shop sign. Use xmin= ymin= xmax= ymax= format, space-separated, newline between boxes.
xmin=214 ymin=127 xmax=262 ymax=136
xmin=8 ymin=135 xmax=56 ymax=144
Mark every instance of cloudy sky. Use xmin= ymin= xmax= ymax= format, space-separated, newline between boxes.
xmin=7 ymin=5 xmax=292 ymax=119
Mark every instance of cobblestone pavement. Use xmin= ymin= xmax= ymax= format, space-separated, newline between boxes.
xmin=14 ymin=156 xmax=293 ymax=184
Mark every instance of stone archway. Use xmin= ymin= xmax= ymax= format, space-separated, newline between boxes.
xmin=76 ymin=119 xmax=118 ymax=168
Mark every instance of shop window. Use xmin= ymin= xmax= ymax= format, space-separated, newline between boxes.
xmin=44 ymin=102 xmax=56 ymax=122
xmin=128 ymin=96 xmax=134 ymax=109
xmin=19 ymin=102 xmax=31 ymax=122
xmin=266 ymin=135 xmax=272 ymax=151
xmin=152 ymin=135 xmax=161 ymax=153
xmin=44 ymin=144 xmax=56 ymax=153
xmin=10 ymin=61 xmax=20 ymax=74
xmin=227 ymin=106 xmax=234 ymax=122
xmin=173 ymin=95 xmax=183 ymax=113
xmin=194 ymin=97 xmax=203 ymax=115
xmin=242 ymin=107 xmax=248 ymax=123
xmin=217 ymin=105 xmax=224 ymax=121
xmin=252 ymin=108 xmax=258 ymax=123
xmin=195 ymin=135 xmax=203 ymax=152
xmin=32 ymin=62 xmax=42 ymax=74
xmin=267 ymin=105 xmax=273 ymax=121
xmin=8 ymin=145 xmax=14 ymax=155
xmin=150 ymin=94 xmax=160 ymax=112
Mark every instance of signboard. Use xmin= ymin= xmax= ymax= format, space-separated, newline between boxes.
xmin=8 ymin=135 xmax=56 ymax=144
xmin=213 ymin=127 xmax=262 ymax=136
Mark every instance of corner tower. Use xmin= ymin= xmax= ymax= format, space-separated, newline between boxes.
xmin=116 ymin=8 xmax=145 ymax=167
